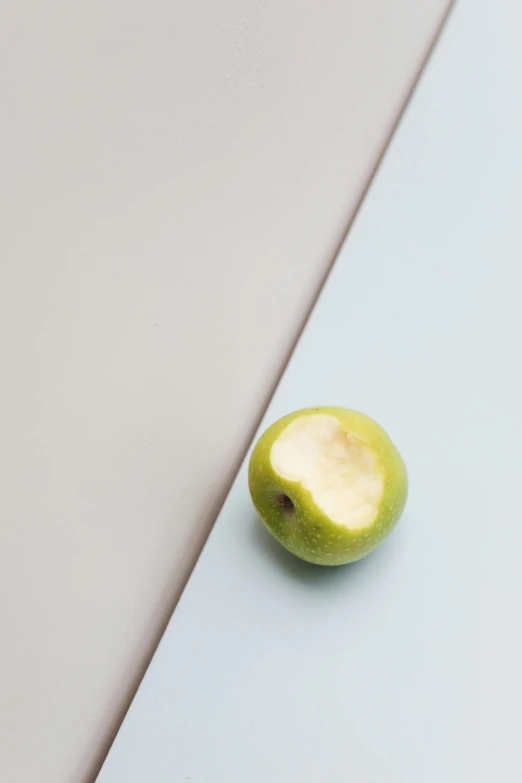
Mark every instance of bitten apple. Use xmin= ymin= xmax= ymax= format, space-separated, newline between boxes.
xmin=248 ymin=407 xmax=407 ymax=566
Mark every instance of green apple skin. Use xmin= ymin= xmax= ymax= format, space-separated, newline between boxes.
xmin=248 ymin=407 xmax=408 ymax=566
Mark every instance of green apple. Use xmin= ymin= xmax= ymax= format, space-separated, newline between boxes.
xmin=248 ymin=407 xmax=407 ymax=566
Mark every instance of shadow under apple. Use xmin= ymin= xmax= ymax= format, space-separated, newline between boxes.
xmin=249 ymin=510 xmax=404 ymax=591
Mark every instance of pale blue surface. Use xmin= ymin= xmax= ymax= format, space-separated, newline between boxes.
xmin=98 ymin=2 xmax=522 ymax=780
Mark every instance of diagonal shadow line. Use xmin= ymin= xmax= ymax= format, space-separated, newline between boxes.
xmin=88 ymin=2 xmax=457 ymax=780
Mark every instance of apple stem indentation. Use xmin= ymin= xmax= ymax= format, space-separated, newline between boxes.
xmin=275 ymin=493 xmax=295 ymax=519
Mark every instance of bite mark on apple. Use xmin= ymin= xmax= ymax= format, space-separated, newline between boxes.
xmin=270 ymin=414 xmax=384 ymax=531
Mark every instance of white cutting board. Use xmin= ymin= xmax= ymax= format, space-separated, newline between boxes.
xmin=97 ymin=1 xmax=522 ymax=780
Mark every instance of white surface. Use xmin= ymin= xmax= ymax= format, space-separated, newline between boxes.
xmin=96 ymin=1 xmax=522 ymax=781
xmin=0 ymin=2 xmax=449 ymax=781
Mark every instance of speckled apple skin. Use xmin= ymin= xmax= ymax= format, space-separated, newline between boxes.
xmin=248 ymin=407 xmax=408 ymax=566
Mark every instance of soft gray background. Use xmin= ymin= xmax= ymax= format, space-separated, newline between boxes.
xmin=0 ymin=2 xmax=450 ymax=781
xmin=97 ymin=1 xmax=522 ymax=780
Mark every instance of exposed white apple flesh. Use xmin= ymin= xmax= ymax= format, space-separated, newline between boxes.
xmin=270 ymin=414 xmax=384 ymax=531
